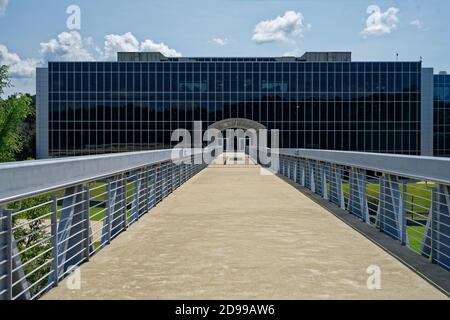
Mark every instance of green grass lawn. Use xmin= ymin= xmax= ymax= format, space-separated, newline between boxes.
xmin=337 ymin=180 xmax=431 ymax=254
xmin=88 ymin=181 xmax=135 ymax=202
xmin=406 ymin=225 xmax=426 ymax=253
xmin=340 ymin=181 xmax=434 ymax=214
xmin=51 ymin=181 xmax=139 ymax=222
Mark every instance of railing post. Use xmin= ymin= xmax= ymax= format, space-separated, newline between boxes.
xmin=50 ymin=197 xmax=59 ymax=286
xmin=310 ymin=161 xmax=316 ymax=193
xmin=136 ymin=171 xmax=141 ymax=221
xmin=287 ymin=158 xmax=291 ymax=179
xmin=106 ymin=181 xmax=112 ymax=244
xmin=131 ymin=170 xmax=141 ymax=222
xmin=293 ymin=160 xmax=298 ymax=183
xmin=299 ymin=159 xmax=305 ymax=187
xmin=164 ymin=163 xmax=167 ymax=193
xmin=421 ymin=188 xmax=438 ymax=263
xmin=171 ymin=163 xmax=176 ymax=192
xmin=279 ymin=158 xmax=283 ymax=176
xmin=304 ymin=159 xmax=310 ymax=189
xmin=158 ymin=164 xmax=163 ymax=202
xmin=161 ymin=164 xmax=165 ymax=199
xmin=122 ymin=175 xmax=128 ymax=230
xmin=361 ymin=170 xmax=368 ymax=223
xmin=145 ymin=166 xmax=151 ymax=212
xmin=399 ymin=181 xmax=407 ymax=246
xmin=1 ymin=207 xmax=13 ymax=300
xmin=321 ymin=162 xmax=328 ymax=200
xmin=83 ymin=186 xmax=90 ymax=261
xmin=152 ymin=165 xmax=157 ymax=206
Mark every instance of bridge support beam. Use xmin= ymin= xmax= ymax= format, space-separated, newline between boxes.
xmin=309 ymin=160 xmax=316 ymax=193
xmin=102 ymin=175 xmax=127 ymax=242
xmin=56 ymin=186 xmax=93 ymax=277
xmin=297 ymin=159 xmax=305 ymax=186
xmin=329 ymin=164 xmax=345 ymax=209
xmin=347 ymin=168 xmax=369 ymax=223
xmin=378 ymin=174 xmax=404 ymax=240
xmin=421 ymin=184 xmax=450 ymax=270
xmin=290 ymin=159 xmax=296 ymax=181
xmin=317 ymin=162 xmax=328 ymax=200
xmin=143 ymin=166 xmax=152 ymax=213
xmin=286 ymin=158 xmax=291 ymax=179
xmin=130 ymin=170 xmax=141 ymax=223
xmin=0 ymin=207 xmax=31 ymax=300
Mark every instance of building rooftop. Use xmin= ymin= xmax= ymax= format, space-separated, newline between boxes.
xmin=117 ymin=51 xmax=352 ymax=62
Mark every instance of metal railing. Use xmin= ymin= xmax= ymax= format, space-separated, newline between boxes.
xmin=0 ymin=149 xmax=207 ymax=300
xmin=251 ymin=148 xmax=450 ymax=272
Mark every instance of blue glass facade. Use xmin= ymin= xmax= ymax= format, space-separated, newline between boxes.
xmin=434 ymin=74 xmax=450 ymax=157
xmin=47 ymin=58 xmax=422 ymax=157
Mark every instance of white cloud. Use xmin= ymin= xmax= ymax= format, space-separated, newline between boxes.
xmin=252 ymin=10 xmax=311 ymax=44
xmin=38 ymin=31 xmax=181 ymax=62
xmin=211 ymin=38 xmax=229 ymax=46
xmin=0 ymin=44 xmax=37 ymax=78
xmin=40 ymin=31 xmax=96 ymax=61
xmin=0 ymin=30 xmax=181 ymax=82
xmin=102 ymin=32 xmax=139 ymax=59
xmin=361 ymin=5 xmax=399 ymax=37
xmin=103 ymin=32 xmax=181 ymax=60
xmin=410 ymin=19 xmax=423 ymax=29
xmin=140 ymin=39 xmax=181 ymax=57
xmin=0 ymin=0 xmax=9 ymax=15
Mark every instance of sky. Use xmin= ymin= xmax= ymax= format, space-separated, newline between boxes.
xmin=0 ymin=0 xmax=449 ymax=97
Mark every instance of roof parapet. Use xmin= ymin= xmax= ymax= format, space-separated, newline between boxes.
xmin=116 ymin=51 xmax=353 ymax=62
xmin=117 ymin=52 xmax=168 ymax=62
xmin=300 ymin=52 xmax=352 ymax=62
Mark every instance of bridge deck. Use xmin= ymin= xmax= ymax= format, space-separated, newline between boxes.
xmin=43 ymin=154 xmax=446 ymax=299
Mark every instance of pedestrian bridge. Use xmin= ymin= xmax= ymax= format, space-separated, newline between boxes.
xmin=1 ymin=150 xmax=450 ymax=299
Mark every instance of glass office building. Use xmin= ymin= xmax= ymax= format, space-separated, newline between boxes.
xmin=37 ymin=51 xmax=424 ymax=157
xmin=434 ymin=73 xmax=450 ymax=157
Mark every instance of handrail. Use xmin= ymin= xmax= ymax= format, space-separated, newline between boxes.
xmin=0 ymin=148 xmax=201 ymax=205
xmin=0 ymin=148 xmax=208 ymax=300
xmin=273 ymin=149 xmax=450 ymax=185
xmin=264 ymin=147 xmax=450 ymax=274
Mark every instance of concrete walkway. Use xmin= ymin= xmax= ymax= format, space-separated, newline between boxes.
xmin=43 ymin=154 xmax=447 ymax=300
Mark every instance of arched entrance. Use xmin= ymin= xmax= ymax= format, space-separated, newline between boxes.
xmin=208 ymin=118 xmax=266 ymax=132
xmin=208 ymin=118 xmax=266 ymax=152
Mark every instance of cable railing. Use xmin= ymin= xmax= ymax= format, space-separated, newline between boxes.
xmin=250 ymin=147 xmax=450 ymax=272
xmin=0 ymin=148 xmax=207 ymax=300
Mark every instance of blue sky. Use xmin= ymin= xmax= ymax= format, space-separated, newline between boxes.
xmin=0 ymin=0 xmax=449 ymax=96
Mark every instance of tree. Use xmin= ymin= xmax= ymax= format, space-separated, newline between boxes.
xmin=9 ymin=194 xmax=53 ymax=297
xmin=0 ymin=65 xmax=33 ymax=162
xmin=0 ymin=65 xmax=10 ymax=94
xmin=16 ymin=94 xmax=36 ymax=161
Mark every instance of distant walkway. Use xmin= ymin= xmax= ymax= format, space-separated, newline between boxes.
xmin=43 ymin=153 xmax=446 ymax=299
